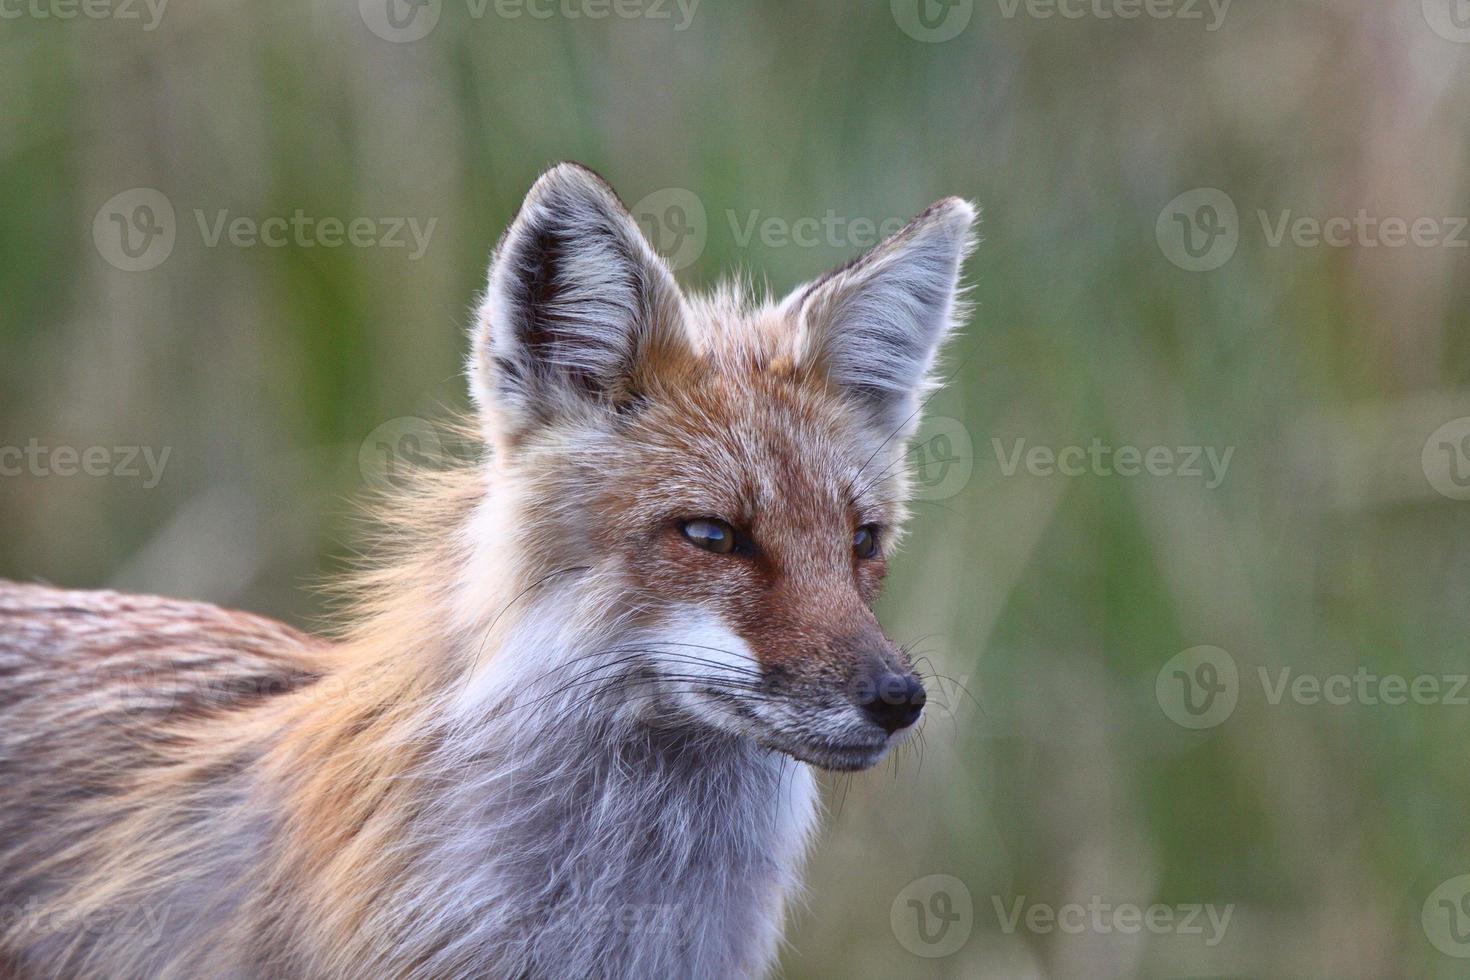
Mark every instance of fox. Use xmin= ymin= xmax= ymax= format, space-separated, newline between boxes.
xmin=0 ymin=162 xmax=975 ymax=978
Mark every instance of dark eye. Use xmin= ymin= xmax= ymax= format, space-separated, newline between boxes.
xmin=681 ymin=518 xmax=737 ymax=555
xmin=853 ymin=524 xmax=880 ymax=560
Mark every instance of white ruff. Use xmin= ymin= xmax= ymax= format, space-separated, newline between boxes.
xmin=410 ymin=602 xmax=819 ymax=977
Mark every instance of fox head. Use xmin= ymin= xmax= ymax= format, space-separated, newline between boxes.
xmin=464 ymin=163 xmax=973 ymax=771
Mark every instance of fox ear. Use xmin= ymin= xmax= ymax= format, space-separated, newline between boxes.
xmin=785 ymin=198 xmax=976 ymax=440
xmin=470 ymin=162 xmax=685 ymax=448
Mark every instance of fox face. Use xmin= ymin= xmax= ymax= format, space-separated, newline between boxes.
xmin=468 ymin=163 xmax=974 ymax=771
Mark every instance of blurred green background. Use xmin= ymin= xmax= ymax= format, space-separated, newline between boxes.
xmin=3 ymin=0 xmax=1470 ymax=975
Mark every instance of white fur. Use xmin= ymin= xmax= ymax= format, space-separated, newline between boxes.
xmin=421 ymin=598 xmax=818 ymax=978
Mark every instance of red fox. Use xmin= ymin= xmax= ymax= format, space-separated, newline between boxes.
xmin=0 ymin=163 xmax=974 ymax=978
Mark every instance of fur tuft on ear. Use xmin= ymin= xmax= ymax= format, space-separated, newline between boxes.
xmin=470 ymin=162 xmax=686 ymax=448
xmin=784 ymin=197 xmax=977 ymax=440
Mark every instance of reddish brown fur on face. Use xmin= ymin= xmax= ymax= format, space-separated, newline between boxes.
xmin=585 ymin=360 xmax=907 ymax=689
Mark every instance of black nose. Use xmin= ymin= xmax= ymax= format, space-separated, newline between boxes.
xmin=858 ymin=672 xmax=926 ymax=735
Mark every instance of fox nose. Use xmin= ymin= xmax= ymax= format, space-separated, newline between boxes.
xmin=858 ymin=672 xmax=926 ymax=735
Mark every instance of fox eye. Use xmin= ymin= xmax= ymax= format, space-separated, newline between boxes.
xmin=681 ymin=518 xmax=737 ymax=555
xmin=853 ymin=525 xmax=880 ymax=560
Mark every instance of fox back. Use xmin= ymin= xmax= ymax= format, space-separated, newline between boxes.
xmin=0 ymin=163 xmax=974 ymax=978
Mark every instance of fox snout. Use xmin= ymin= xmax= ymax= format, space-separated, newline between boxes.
xmin=851 ymin=666 xmax=926 ymax=735
xmin=733 ymin=617 xmax=929 ymax=769
xmin=825 ymin=627 xmax=927 ymax=737
xmin=804 ymin=625 xmax=927 ymax=736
